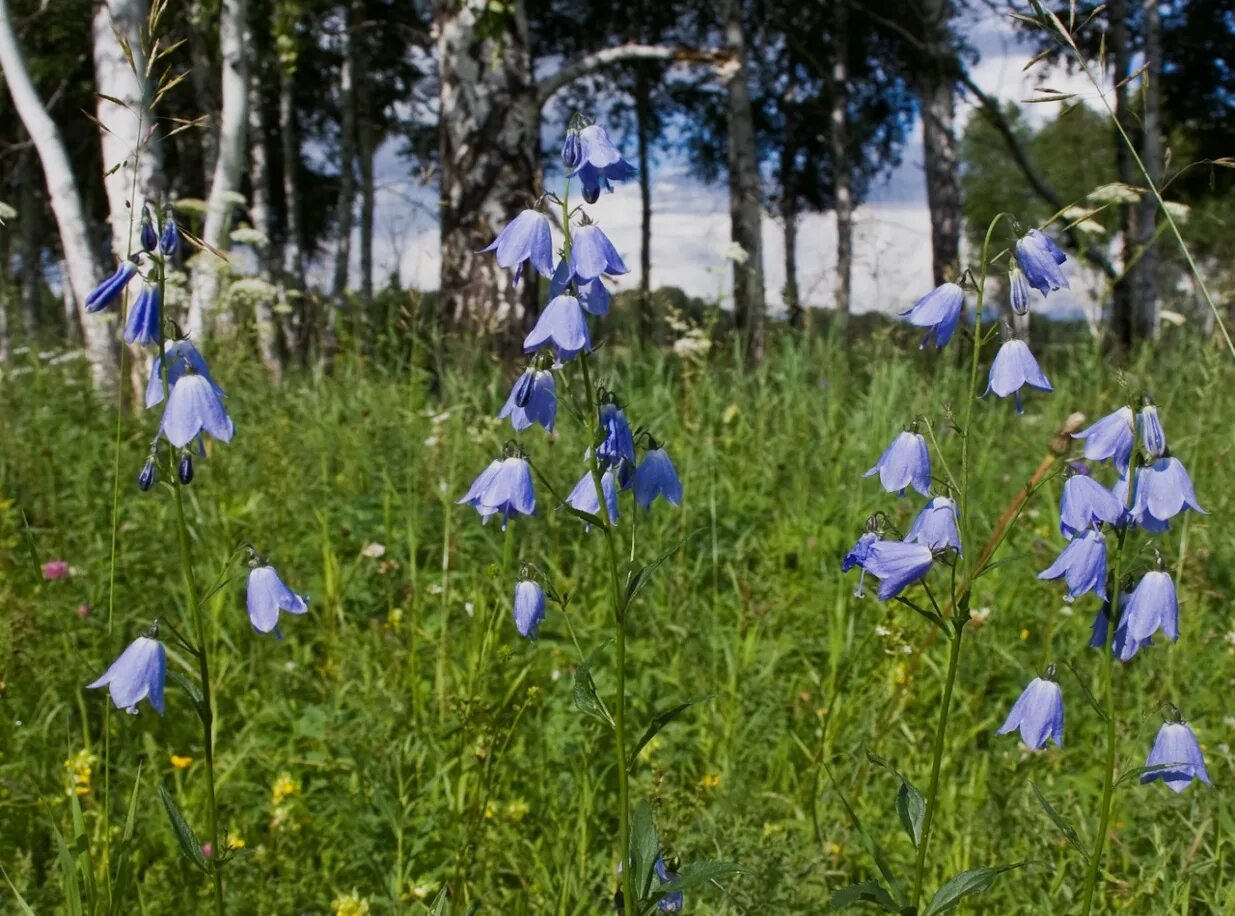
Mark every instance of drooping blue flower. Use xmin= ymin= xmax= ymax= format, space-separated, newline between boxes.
xmin=561 ymin=128 xmax=583 ymax=170
xmin=1141 ymin=718 xmax=1210 ymax=793
xmin=85 ymin=260 xmax=138 ymax=313
xmin=513 ymin=579 xmax=546 ymax=639
xmin=985 ymin=338 xmax=1052 ymax=413
xmin=458 ymin=456 xmax=537 ymax=528
xmin=524 ymin=294 xmax=591 ymax=361
xmin=564 ymin=467 xmax=620 ymax=525
xmin=147 ymin=339 xmax=225 ymax=408
xmin=1123 ymin=570 xmax=1178 ymax=643
xmin=843 ymin=530 xmax=880 ymax=598
xmin=499 ymin=368 xmax=557 ymax=432
xmin=1038 ymin=527 xmax=1107 ymax=600
xmin=577 ymin=278 xmax=610 ymax=316
xmin=1130 ymin=457 xmax=1206 ymax=529
xmin=1089 ymin=599 xmax=1149 ymax=662
xmin=570 ymin=124 xmax=637 ymax=203
xmin=123 ymin=283 xmax=160 ymax=346
xmin=1073 ymin=406 xmax=1134 ymax=475
xmin=634 ymin=447 xmax=682 ymax=509
xmin=1009 ymin=266 xmax=1031 ymax=315
xmin=996 ymin=674 xmax=1064 ymax=749
xmin=160 ymin=373 xmax=235 ymax=447
xmin=569 ymin=224 xmax=628 ymax=283
xmin=159 ymin=214 xmax=181 ymax=256
xmin=861 ymin=540 xmax=934 ymax=600
xmin=87 ymin=635 xmax=167 ymax=715
xmin=864 ymin=430 xmax=931 ymax=497
xmin=1014 ymin=229 xmax=1069 ymax=297
xmin=246 ymin=564 xmax=309 ymax=634
xmin=906 ymin=496 xmax=962 ymax=554
xmin=140 ymin=214 xmax=158 ymax=252
xmin=480 ymin=209 xmax=554 ymax=285
xmin=596 ymin=403 xmax=636 ymax=468
xmin=900 ymin=282 xmax=964 ymax=349
xmin=1059 ymin=473 xmax=1125 ymax=538
xmin=1138 ymin=403 xmax=1167 ymax=459
xmin=654 ymin=858 xmax=684 ymax=913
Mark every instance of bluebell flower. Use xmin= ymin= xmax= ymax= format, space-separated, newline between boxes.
xmin=1089 ymin=599 xmax=1148 ymax=662
xmin=1038 ymin=527 xmax=1107 ymax=600
xmin=996 ymin=673 xmax=1064 ymax=749
xmin=577 ymin=278 xmax=610 ymax=316
xmin=1014 ymin=229 xmax=1069 ymax=297
xmin=843 ymin=530 xmax=880 ymax=598
xmin=147 ymin=339 xmax=225 ymax=408
xmin=85 ymin=260 xmax=138 ymax=313
xmin=123 ymin=283 xmax=160 ymax=346
xmin=159 ymin=214 xmax=181 ymax=256
xmin=864 ymin=430 xmax=931 ymax=497
xmin=1009 ymin=266 xmax=1031 ymax=315
xmin=480 ymin=209 xmax=554 ymax=285
xmin=570 ymin=124 xmax=637 ymax=203
xmin=564 ymin=467 xmax=619 ymax=525
xmin=900 ymin=282 xmax=964 ymax=349
xmin=634 ymin=446 xmax=682 ymax=509
xmin=906 ymin=496 xmax=962 ymax=554
xmin=1138 ymin=403 xmax=1167 ymax=459
xmin=87 ymin=635 xmax=166 ymax=714
xmin=246 ymin=564 xmax=309 ymax=634
xmin=596 ymin=403 xmax=636 ymax=468
xmin=1130 ymin=457 xmax=1206 ymax=529
xmin=1073 ymin=406 xmax=1134 ymax=475
xmin=561 ymin=128 xmax=583 ymax=170
xmin=160 ymin=373 xmax=235 ymax=447
xmin=458 ymin=456 xmax=537 ymax=528
xmin=1059 ymin=473 xmax=1125 ymax=538
xmin=861 ymin=540 xmax=934 ymax=600
xmin=569 ymin=224 xmax=628 ymax=283
xmin=986 ymin=338 xmax=1052 ymax=413
xmin=140 ymin=214 xmax=158 ymax=253
xmin=654 ymin=858 xmax=684 ymax=913
xmin=1123 ymin=570 xmax=1178 ymax=643
xmin=514 ymin=579 xmax=546 ymax=639
xmin=1141 ymin=718 xmax=1210 ymax=793
xmin=523 ymin=294 xmax=591 ymax=361
xmin=499 ymin=368 xmax=557 ymax=432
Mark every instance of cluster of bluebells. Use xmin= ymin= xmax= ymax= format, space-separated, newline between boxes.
xmin=459 ymin=119 xmax=683 ymax=644
xmin=83 ymin=203 xmax=309 ymax=716
xmin=1004 ymin=396 xmax=1209 ymax=790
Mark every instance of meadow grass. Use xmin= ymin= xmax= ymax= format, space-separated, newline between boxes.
xmin=0 ymin=320 xmax=1231 ymax=913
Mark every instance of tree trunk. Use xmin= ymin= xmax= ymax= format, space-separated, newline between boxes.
xmin=830 ymin=0 xmax=852 ymax=328
xmin=635 ymin=61 xmax=654 ymax=338
xmin=356 ymin=4 xmax=375 ymax=307
xmin=0 ymin=0 xmax=117 ymax=390
xmin=93 ymin=0 xmax=163 ymax=262
xmin=917 ymin=0 xmax=960 ymax=286
xmin=18 ymin=150 xmax=41 ymax=334
xmin=783 ymin=190 xmax=800 ymax=328
xmin=189 ymin=0 xmax=219 ymax=178
xmin=248 ymin=69 xmax=284 ymax=383
xmin=1109 ymin=0 xmax=1138 ymax=350
xmin=186 ymin=0 xmax=249 ymax=338
xmin=724 ymin=0 xmax=765 ymax=362
xmin=435 ymin=0 xmax=538 ymax=338
xmin=331 ymin=8 xmax=356 ymax=301
xmin=1135 ymin=0 xmax=1161 ymax=341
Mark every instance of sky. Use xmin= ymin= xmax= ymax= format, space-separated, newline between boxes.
xmin=364 ymin=4 xmax=1104 ymax=319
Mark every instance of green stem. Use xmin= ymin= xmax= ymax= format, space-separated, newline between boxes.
xmin=911 ymin=620 xmax=964 ymax=908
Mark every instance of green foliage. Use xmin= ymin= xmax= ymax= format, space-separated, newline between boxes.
xmin=0 ymin=328 xmax=1232 ymax=912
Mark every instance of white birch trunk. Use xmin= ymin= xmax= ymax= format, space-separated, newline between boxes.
xmin=0 ymin=0 xmax=118 ymax=390
xmin=186 ymin=0 xmax=249 ymax=338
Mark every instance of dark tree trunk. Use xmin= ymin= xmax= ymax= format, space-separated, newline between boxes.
xmin=918 ymin=0 xmax=960 ymax=286
xmin=725 ymin=0 xmax=766 ymax=362
xmin=1109 ymin=0 xmax=1139 ymax=349
xmin=249 ymin=72 xmax=285 ymax=384
xmin=276 ymin=27 xmax=307 ymax=360
xmin=635 ymin=61 xmax=654 ymax=339
xmin=435 ymin=0 xmax=538 ymax=340
xmin=358 ymin=81 xmax=375 ymax=306
xmin=830 ymin=0 xmax=852 ymax=328
xmin=1135 ymin=0 xmax=1161 ymax=341
xmin=19 ymin=150 xmax=41 ymax=334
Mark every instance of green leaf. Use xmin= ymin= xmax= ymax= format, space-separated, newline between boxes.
xmin=622 ymin=538 xmax=686 ymax=613
xmin=49 ymin=817 xmax=84 ymax=916
xmin=68 ymin=792 xmax=97 ymax=907
xmin=109 ymin=763 xmax=144 ymax=915
xmin=895 ymin=779 xmax=926 ymax=849
xmin=168 ymin=670 xmax=206 ymax=723
xmin=1061 ymin=660 xmax=1106 ymax=721
xmin=822 ymin=760 xmax=906 ymax=906
xmin=829 ymin=881 xmax=902 ymax=912
xmin=627 ymin=799 xmax=660 ymax=903
xmin=628 ymin=694 xmax=715 ymax=771
xmin=922 ymin=864 xmax=1023 ymax=915
xmin=0 ymin=864 xmax=37 ymax=915
xmin=1030 ymin=781 xmax=1088 ymax=862
xmin=157 ymin=785 xmax=210 ymax=873
xmin=427 ymin=886 xmax=449 ymax=915
xmin=658 ymin=860 xmax=740 ymax=896
xmin=573 ymin=641 xmax=614 ymax=728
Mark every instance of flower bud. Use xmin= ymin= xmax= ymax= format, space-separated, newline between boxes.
xmin=561 ymin=129 xmax=582 ymax=170
xmin=178 ymin=454 xmax=194 ymax=485
xmin=140 ymin=216 xmax=158 ymax=253
xmin=137 ymin=458 xmax=157 ymax=491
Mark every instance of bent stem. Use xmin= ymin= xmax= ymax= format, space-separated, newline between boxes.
xmin=911 ymin=618 xmax=964 ymax=908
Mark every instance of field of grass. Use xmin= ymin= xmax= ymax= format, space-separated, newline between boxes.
xmin=1 ymin=317 xmax=1232 ymax=914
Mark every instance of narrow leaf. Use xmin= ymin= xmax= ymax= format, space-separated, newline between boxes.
xmin=822 ymin=761 xmax=906 ymax=906
xmin=573 ymin=643 xmax=614 ymax=728
xmin=657 ymin=861 xmax=740 ymax=896
xmin=923 ymin=864 xmax=1023 ymax=915
xmin=168 ymin=669 xmax=206 ymax=724
xmin=109 ymin=763 xmax=144 ymax=915
xmin=157 ymin=785 xmax=210 ymax=873
xmin=628 ymin=800 xmax=660 ymax=902
xmin=428 ymin=886 xmax=449 ymax=915
xmin=628 ymin=694 xmax=715 ymax=770
xmin=829 ymin=881 xmax=901 ymax=912
xmin=623 ymin=538 xmax=686 ymax=612
xmin=895 ymin=779 xmax=926 ymax=849
xmin=1030 ymin=781 xmax=1088 ymax=862
xmin=0 ymin=863 xmax=38 ymax=915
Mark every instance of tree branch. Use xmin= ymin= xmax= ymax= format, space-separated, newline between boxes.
xmin=535 ymin=43 xmax=730 ymax=110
